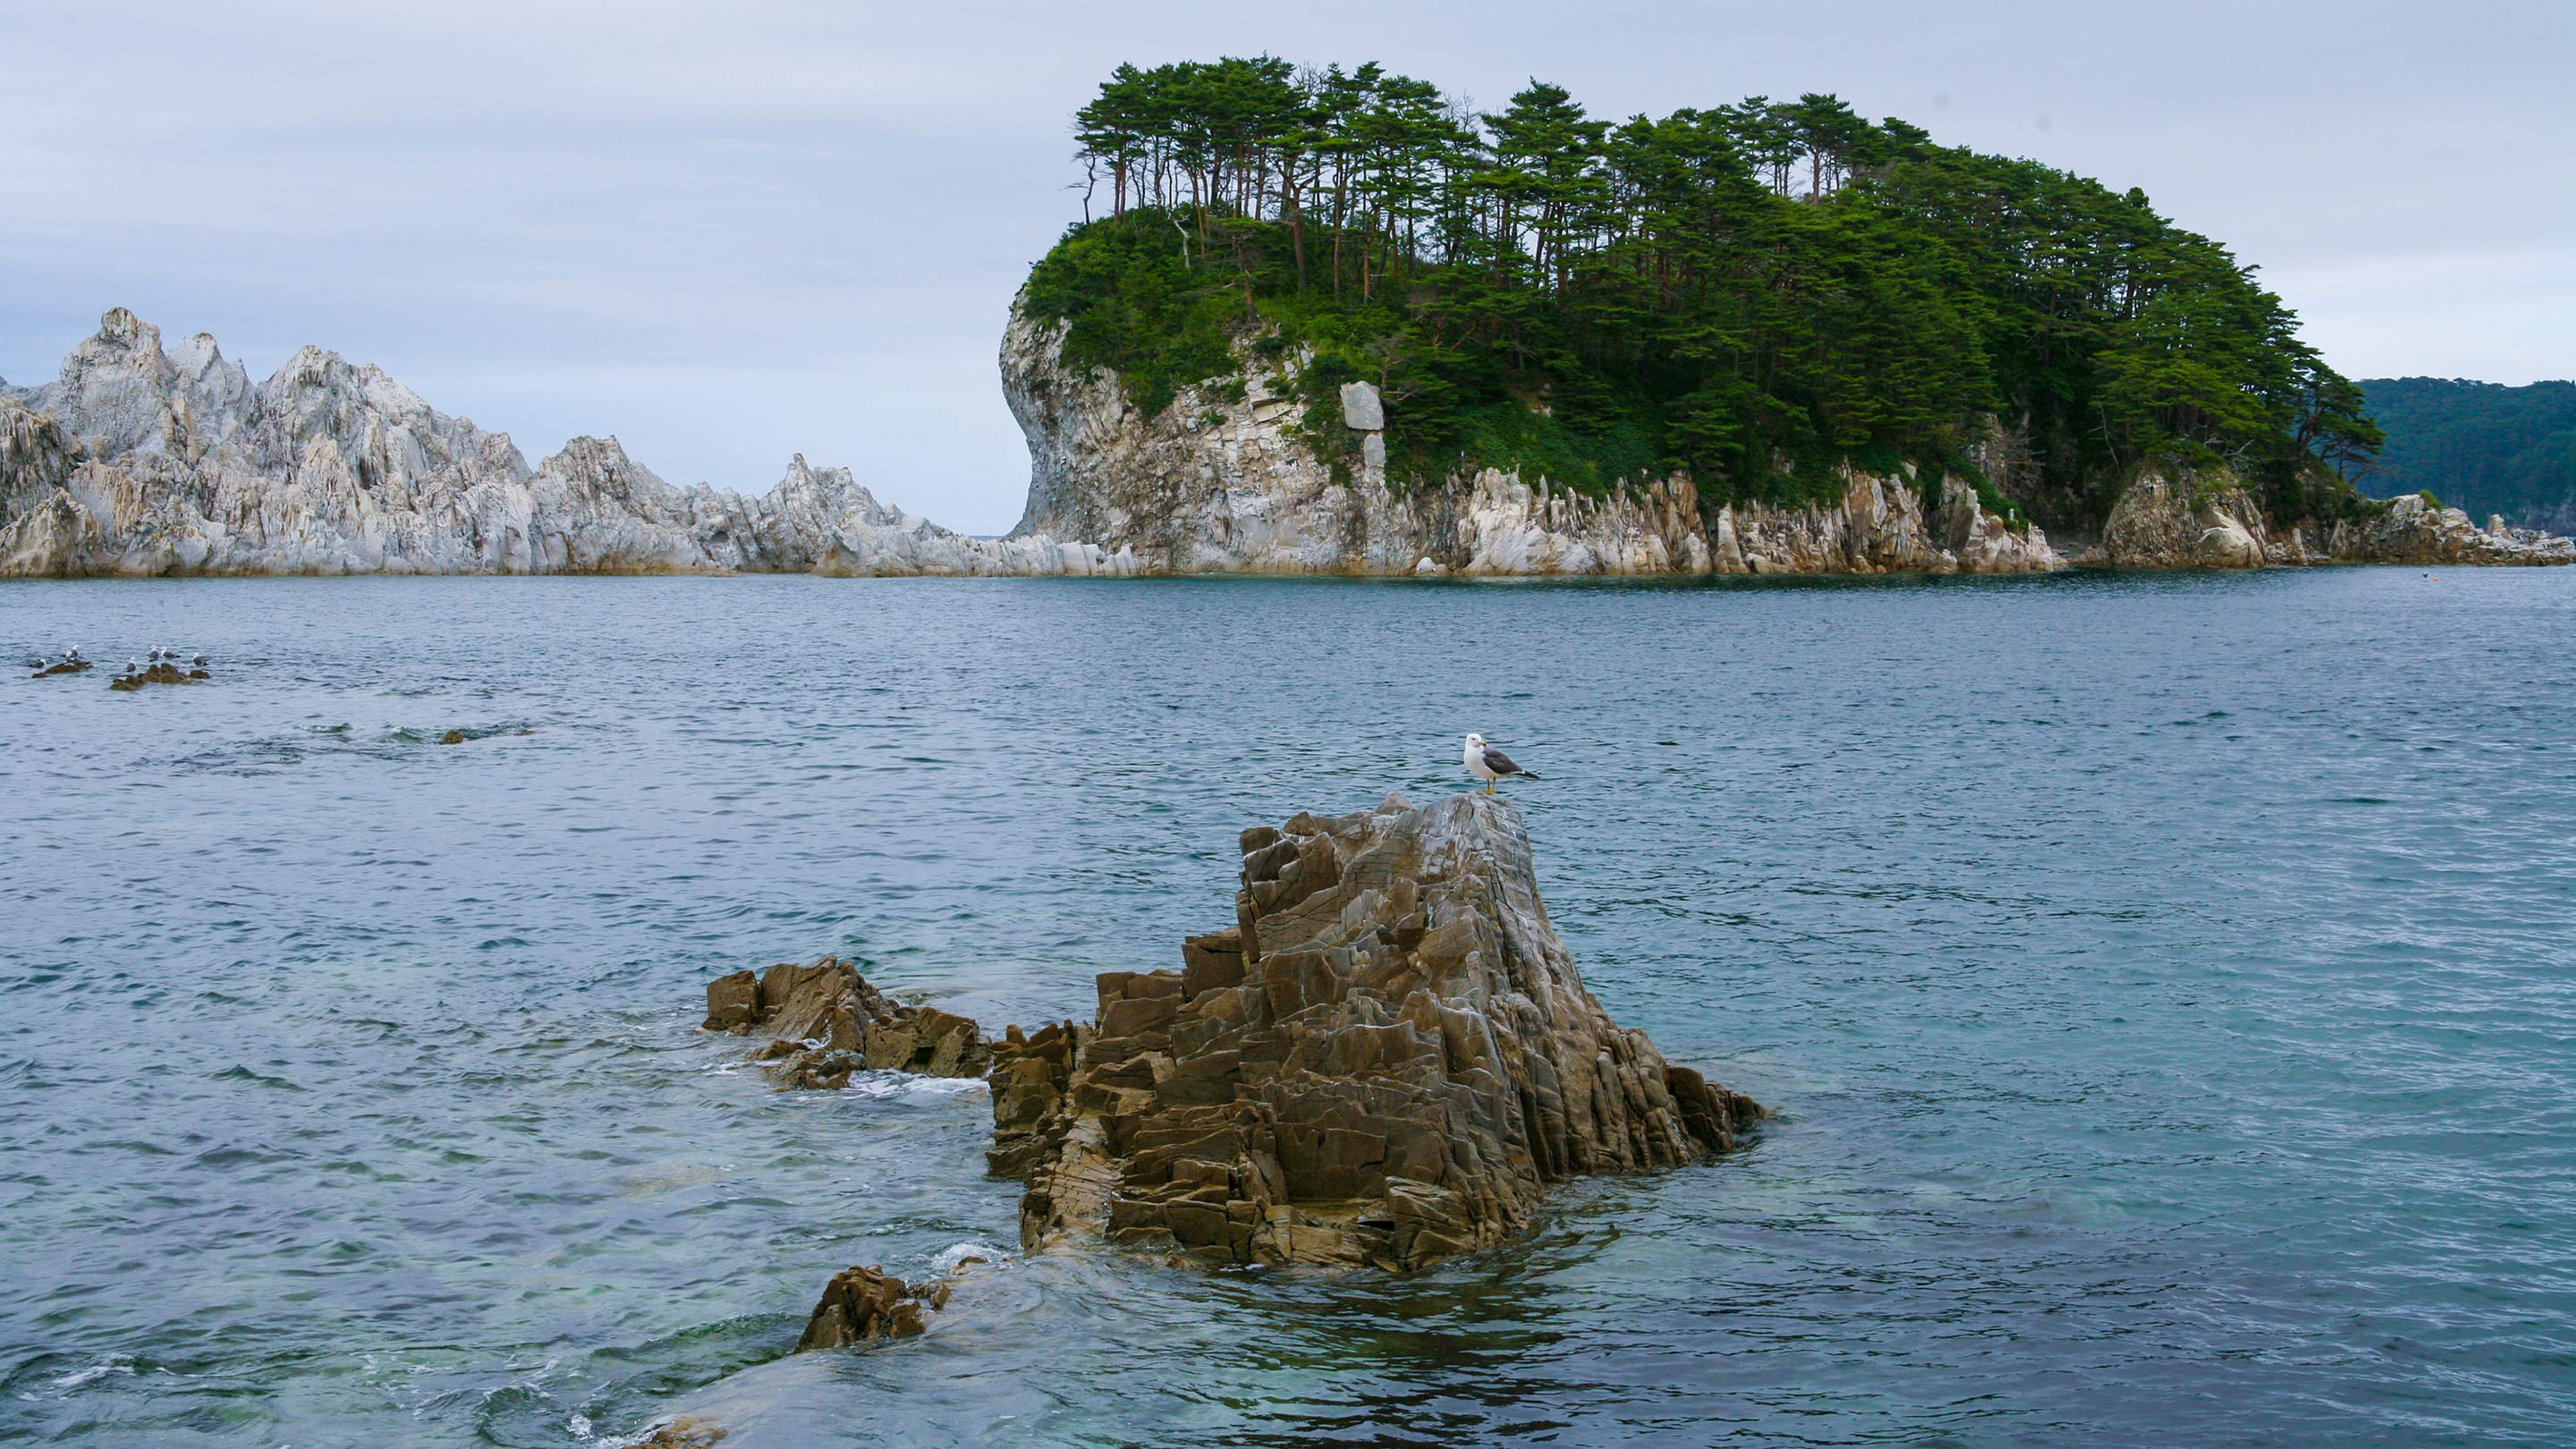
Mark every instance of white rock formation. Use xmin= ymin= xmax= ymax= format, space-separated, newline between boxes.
xmin=1001 ymin=304 xmax=2060 ymax=577
xmin=2103 ymin=468 xmax=2574 ymax=569
xmin=0 ymin=309 xmax=1138 ymax=579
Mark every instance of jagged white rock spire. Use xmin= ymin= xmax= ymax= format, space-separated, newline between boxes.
xmin=1 ymin=309 xmax=1140 ymax=580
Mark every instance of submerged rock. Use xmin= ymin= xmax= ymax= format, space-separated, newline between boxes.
xmin=991 ymin=791 xmax=1761 ymax=1272
xmin=703 ymin=956 xmax=991 ymax=1089
xmin=626 ymin=1418 xmax=729 ymax=1448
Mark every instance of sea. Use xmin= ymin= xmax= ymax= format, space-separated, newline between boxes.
xmin=2 ymin=566 xmax=2571 ymax=1447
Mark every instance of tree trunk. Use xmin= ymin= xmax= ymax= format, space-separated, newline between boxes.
xmin=1286 ymin=171 xmax=1309 ymax=289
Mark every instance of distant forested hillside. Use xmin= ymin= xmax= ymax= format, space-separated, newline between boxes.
xmin=2356 ymin=378 xmax=2576 ymax=533
xmin=1022 ymin=55 xmax=2384 ymax=535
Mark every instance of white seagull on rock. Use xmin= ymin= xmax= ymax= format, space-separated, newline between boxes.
xmin=1463 ymin=733 xmax=1539 ymax=795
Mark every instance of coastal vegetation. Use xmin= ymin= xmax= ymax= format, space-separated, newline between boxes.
xmin=2354 ymin=377 xmax=2576 ymax=533
xmin=1021 ymin=56 xmax=2384 ymax=530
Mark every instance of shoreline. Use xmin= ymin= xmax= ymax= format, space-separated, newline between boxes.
xmin=6 ymin=557 xmax=2567 ymax=584
xmin=11 ymin=309 xmax=2570 ymax=579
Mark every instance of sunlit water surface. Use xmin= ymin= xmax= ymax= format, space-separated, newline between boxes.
xmin=2 ymin=569 xmax=2571 ymax=1447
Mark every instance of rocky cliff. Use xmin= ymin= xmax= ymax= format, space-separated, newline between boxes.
xmin=2102 ymin=469 xmax=2576 ymax=569
xmin=1 ymin=309 xmax=1137 ymax=579
xmin=1002 ymin=306 xmax=2062 ymax=577
xmin=986 ymin=790 xmax=1761 ymax=1272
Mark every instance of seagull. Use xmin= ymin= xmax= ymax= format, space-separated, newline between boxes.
xmin=192 ymin=654 xmax=208 ymax=667
xmin=126 ymin=658 xmax=142 ymax=674
xmin=64 ymin=645 xmax=82 ymax=662
xmin=28 ymin=656 xmax=45 ymax=671
xmin=1463 ymin=733 xmax=1539 ymax=795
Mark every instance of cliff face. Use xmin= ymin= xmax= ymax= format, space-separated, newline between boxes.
xmin=1003 ymin=305 xmax=2061 ymax=577
xmin=2103 ymin=468 xmax=2576 ymax=569
xmin=1 ymin=309 xmax=1137 ymax=579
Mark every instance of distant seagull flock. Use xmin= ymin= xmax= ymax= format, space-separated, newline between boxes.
xmin=1464 ymin=733 xmax=1540 ymax=794
xmin=23 ymin=644 xmax=213 ymax=682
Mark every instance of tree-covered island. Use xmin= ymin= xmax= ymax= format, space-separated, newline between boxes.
xmin=1021 ymin=56 xmax=2386 ymax=538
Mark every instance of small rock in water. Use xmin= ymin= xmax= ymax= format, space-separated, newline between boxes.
xmin=701 ymin=956 xmax=990 ymax=1088
xmin=438 ymin=730 xmax=466 ymax=744
xmin=796 ymin=1263 xmax=931 ymax=1351
xmin=107 ymin=659 xmax=205 ymax=691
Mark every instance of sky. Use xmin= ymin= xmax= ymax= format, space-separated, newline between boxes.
xmin=4 ymin=0 xmax=2569 ymax=534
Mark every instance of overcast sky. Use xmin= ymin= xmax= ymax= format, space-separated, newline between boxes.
xmin=4 ymin=0 xmax=2568 ymax=532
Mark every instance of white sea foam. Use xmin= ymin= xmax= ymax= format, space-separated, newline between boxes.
xmin=834 ymin=1070 xmax=988 ymax=1102
xmin=930 ymin=1239 xmax=1007 ymax=1275
xmin=50 ymin=1356 xmax=135 ymax=1389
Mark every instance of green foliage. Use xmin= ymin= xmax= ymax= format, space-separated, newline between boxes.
xmin=1027 ymin=57 xmax=2384 ymax=525
xmin=2355 ymin=377 xmax=2576 ymax=530
xmin=1021 ymin=212 xmax=1241 ymax=414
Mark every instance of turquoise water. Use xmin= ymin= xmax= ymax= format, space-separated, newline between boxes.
xmin=2 ymin=569 xmax=2571 ymax=1447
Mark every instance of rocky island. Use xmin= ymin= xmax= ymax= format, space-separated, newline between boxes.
xmin=1002 ymin=59 xmax=2570 ymax=573
xmin=9 ymin=62 xmax=2567 ymax=578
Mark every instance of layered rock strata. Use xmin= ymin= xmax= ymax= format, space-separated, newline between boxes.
xmin=703 ymin=957 xmax=990 ymax=1089
xmin=987 ymin=790 xmax=1761 ymax=1273
xmin=1003 ymin=307 xmax=2060 ymax=577
xmin=2 ymin=309 xmax=1138 ymax=579
xmin=2103 ymin=470 xmax=2575 ymax=568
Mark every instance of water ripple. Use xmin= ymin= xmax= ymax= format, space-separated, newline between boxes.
xmin=0 ymin=569 xmax=2572 ymax=1445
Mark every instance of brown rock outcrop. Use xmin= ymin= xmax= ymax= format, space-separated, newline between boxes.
xmin=107 ymin=661 xmax=207 ymax=691
xmin=702 ymin=956 xmax=991 ymax=1089
xmin=991 ymin=791 xmax=1760 ymax=1272
xmin=795 ymin=1264 xmax=932 ymax=1351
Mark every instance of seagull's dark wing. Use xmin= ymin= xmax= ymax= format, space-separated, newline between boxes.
xmin=1479 ymin=746 xmax=1525 ymax=777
